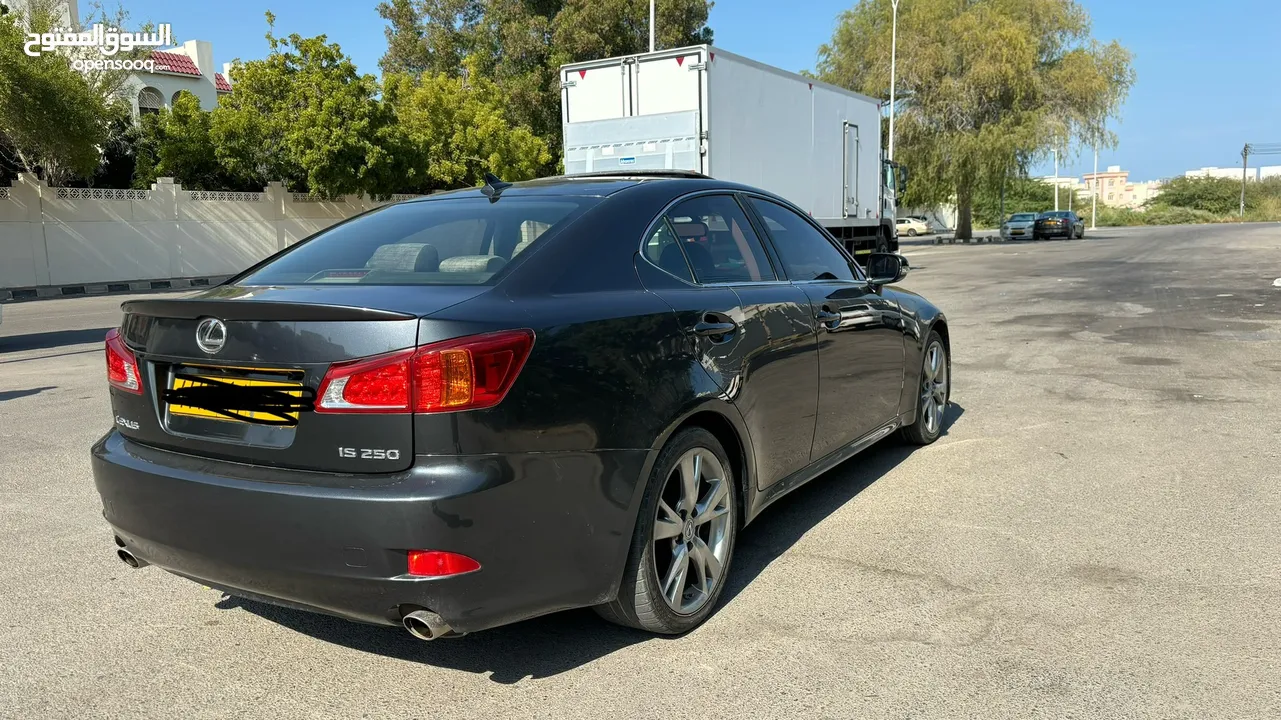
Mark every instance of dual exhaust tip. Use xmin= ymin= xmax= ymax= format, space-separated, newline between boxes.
xmin=114 ymin=543 xmax=456 ymax=641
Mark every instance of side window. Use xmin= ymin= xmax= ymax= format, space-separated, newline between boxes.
xmin=644 ymin=219 xmax=694 ymax=283
xmin=664 ymin=195 xmax=776 ymax=283
xmin=748 ymin=198 xmax=856 ymax=282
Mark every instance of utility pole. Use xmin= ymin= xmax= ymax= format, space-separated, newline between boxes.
xmin=1053 ymin=148 xmax=1059 ymax=211
xmin=1091 ymin=145 xmax=1098 ymax=229
xmin=888 ymin=0 xmax=900 ymax=161
xmin=1240 ymin=143 xmax=1250 ymax=218
xmin=649 ymin=0 xmax=656 ymax=52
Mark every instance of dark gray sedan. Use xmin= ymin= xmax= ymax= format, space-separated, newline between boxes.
xmin=92 ymin=171 xmax=951 ymax=639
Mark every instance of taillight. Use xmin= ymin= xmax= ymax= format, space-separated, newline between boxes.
xmin=105 ymin=328 xmax=142 ymax=395
xmin=316 ymin=348 xmax=415 ymax=413
xmin=412 ymin=329 xmax=534 ymax=413
xmin=315 ymin=329 xmax=534 ymax=414
xmin=407 ymin=550 xmax=481 ymax=577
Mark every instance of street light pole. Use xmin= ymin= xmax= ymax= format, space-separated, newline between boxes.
xmin=1053 ymin=148 xmax=1059 ymax=211
xmin=649 ymin=0 xmax=655 ymax=52
xmin=888 ymin=0 xmax=900 ymax=162
xmin=1091 ymin=145 xmax=1098 ymax=229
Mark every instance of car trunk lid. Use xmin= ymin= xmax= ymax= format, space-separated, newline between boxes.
xmin=109 ymin=286 xmax=486 ymax=473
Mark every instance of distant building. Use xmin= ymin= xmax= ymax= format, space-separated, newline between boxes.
xmin=1079 ymin=165 xmax=1163 ymax=209
xmin=1260 ymin=166 xmax=1281 ymax=180
xmin=4 ymin=0 xmax=230 ymax=119
xmin=1185 ymin=166 xmax=1256 ymax=181
xmin=126 ymin=40 xmax=233 ymax=118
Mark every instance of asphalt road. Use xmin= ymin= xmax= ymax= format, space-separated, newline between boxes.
xmin=1 ymin=223 xmax=1279 ymax=719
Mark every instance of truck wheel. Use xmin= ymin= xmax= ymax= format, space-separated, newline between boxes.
xmin=876 ymin=236 xmax=890 ymax=254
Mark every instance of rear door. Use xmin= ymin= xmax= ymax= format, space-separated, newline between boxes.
xmin=745 ymin=196 xmax=905 ymax=459
xmin=563 ymin=60 xmax=631 ymax=123
xmin=631 ymin=48 xmax=705 ymax=117
xmin=641 ymin=193 xmax=819 ymax=488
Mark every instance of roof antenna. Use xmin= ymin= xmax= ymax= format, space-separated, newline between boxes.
xmin=481 ymin=172 xmax=513 ymax=202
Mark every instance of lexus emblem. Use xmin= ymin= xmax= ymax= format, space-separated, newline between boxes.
xmin=195 ymin=318 xmax=227 ymax=354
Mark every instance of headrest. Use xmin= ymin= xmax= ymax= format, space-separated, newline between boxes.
xmin=366 ymin=243 xmax=440 ymax=272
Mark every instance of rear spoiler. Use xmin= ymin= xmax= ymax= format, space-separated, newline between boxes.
xmin=121 ymin=299 xmax=415 ymax=322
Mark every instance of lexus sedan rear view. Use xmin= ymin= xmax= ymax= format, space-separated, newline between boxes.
xmin=92 ymin=173 xmax=951 ymax=638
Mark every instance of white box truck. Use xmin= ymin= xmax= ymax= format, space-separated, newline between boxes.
xmin=560 ymin=45 xmax=906 ymax=258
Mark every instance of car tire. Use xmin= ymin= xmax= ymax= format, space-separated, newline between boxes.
xmin=595 ymin=427 xmax=738 ymax=634
xmin=907 ymin=228 xmax=917 ymax=237
xmin=900 ymin=331 xmax=950 ymax=446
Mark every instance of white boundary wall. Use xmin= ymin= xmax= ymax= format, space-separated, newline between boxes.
xmin=0 ymin=174 xmax=423 ymax=292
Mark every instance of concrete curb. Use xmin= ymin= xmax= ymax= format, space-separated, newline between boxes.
xmin=933 ymin=235 xmax=1005 ymax=245
xmin=0 ymin=275 xmax=231 ymax=303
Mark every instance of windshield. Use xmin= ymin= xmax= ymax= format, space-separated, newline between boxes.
xmin=236 ymin=197 xmax=594 ymax=286
xmin=1009 ymin=213 xmax=1036 ymax=222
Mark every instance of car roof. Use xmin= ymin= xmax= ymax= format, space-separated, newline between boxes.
xmin=402 ymin=172 xmax=770 ymax=202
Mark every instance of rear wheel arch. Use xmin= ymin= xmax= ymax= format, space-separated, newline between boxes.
xmin=672 ymin=410 xmax=751 ymax=525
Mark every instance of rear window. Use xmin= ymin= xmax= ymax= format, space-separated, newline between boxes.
xmin=236 ymin=197 xmax=593 ymax=286
xmin=1040 ymin=211 xmax=1071 ymax=219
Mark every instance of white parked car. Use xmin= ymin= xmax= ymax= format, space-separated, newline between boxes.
xmin=1001 ymin=212 xmax=1038 ymax=239
xmin=895 ymin=217 xmax=931 ymax=237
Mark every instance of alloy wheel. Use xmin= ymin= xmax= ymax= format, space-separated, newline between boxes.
xmin=652 ymin=448 xmax=732 ymax=615
xmin=920 ymin=341 xmax=948 ymax=435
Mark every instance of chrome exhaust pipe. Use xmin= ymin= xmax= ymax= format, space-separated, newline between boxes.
xmin=402 ymin=609 xmax=452 ymax=641
xmin=116 ymin=548 xmax=148 ymax=568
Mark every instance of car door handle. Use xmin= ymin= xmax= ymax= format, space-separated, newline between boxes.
xmin=693 ymin=320 xmax=737 ymax=336
xmin=815 ymin=310 xmax=841 ymax=330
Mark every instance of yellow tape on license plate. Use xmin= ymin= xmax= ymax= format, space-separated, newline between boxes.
xmin=168 ymin=375 xmax=304 ymax=423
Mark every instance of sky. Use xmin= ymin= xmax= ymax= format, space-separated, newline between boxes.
xmin=109 ymin=0 xmax=1281 ymax=182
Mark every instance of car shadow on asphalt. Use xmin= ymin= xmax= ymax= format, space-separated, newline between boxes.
xmin=222 ymin=402 xmax=965 ymax=683
xmin=0 ymin=327 xmax=113 ymax=353
xmin=0 ymin=386 xmax=56 ymax=402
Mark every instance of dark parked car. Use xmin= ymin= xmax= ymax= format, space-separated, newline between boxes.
xmin=1033 ymin=210 xmax=1085 ymax=239
xmin=92 ymin=171 xmax=951 ymax=639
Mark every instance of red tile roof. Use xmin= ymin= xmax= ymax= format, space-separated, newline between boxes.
xmin=150 ymin=51 xmax=201 ymax=76
xmin=214 ymin=72 xmax=232 ymax=93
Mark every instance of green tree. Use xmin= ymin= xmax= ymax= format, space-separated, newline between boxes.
xmin=385 ymin=63 xmax=552 ymax=190
xmin=377 ymin=0 xmax=714 ymax=158
xmin=0 ymin=4 xmax=111 ymax=183
xmin=212 ymin=16 xmax=413 ymax=198
xmin=816 ymin=0 xmax=1134 ymax=239
xmin=131 ymin=91 xmax=229 ymax=190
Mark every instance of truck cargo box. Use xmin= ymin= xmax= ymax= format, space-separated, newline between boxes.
xmin=560 ymin=45 xmax=892 ymax=231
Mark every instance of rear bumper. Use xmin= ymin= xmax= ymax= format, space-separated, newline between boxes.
xmin=91 ymin=431 xmax=648 ymax=633
xmin=1034 ymin=225 xmax=1071 ymax=237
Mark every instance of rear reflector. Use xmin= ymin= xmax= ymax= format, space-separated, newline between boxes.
xmin=105 ymin=328 xmax=142 ymax=394
xmin=407 ymin=550 xmax=481 ymax=577
xmin=315 ymin=329 xmax=535 ymax=414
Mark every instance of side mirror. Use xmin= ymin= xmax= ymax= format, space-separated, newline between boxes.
xmin=867 ymin=252 xmax=908 ymax=285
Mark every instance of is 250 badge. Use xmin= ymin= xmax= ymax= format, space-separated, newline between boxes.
xmin=338 ymin=447 xmax=401 ymax=460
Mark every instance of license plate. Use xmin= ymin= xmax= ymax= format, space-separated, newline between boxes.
xmin=1011 ymin=229 xmax=1024 ymax=235
xmin=167 ymin=369 xmax=306 ymax=424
